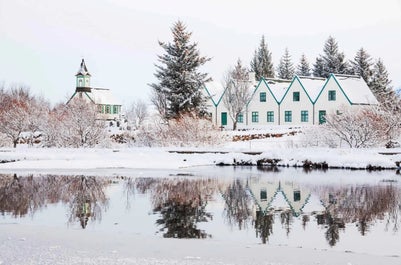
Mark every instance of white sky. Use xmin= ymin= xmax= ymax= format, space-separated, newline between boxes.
xmin=1 ymin=0 xmax=401 ymax=106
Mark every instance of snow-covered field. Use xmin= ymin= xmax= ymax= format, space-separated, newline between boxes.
xmin=1 ymin=140 xmax=401 ymax=265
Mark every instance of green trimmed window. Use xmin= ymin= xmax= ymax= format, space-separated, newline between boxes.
xmin=252 ymin=112 xmax=259 ymax=123
xmin=267 ymin=111 xmax=274 ymax=122
xmin=237 ymin=113 xmax=243 ymax=123
xmin=301 ymin=110 xmax=308 ymax=122
xmin=260 ymin=189 xmax=267 ymax=201
xmin=284 ymin=111 xmax=292 ymax=122
xmin=105 ymin=105 xmax=111 ymax=114
xmin=293 ymin=91 xmax=300 ymax=101
xmin=113 ymin=105 xmax=119 ymax=114
xmin=328 ymin=90 xmax=336 ymax=101
xmin=260 ymin=92 xmax=266 ymax=102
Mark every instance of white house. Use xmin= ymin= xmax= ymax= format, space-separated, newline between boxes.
xmin=67 ymin=59 xmax=123 ymax=121
xmin=204 ymin=73 xmax=378 ymax=128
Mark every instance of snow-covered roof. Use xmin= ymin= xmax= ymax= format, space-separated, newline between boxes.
xmin=333 ymin=75 xmax=378 ymax=105
xmin=88 ymin=88 xmax=121 ymax=105
xmin=204 ymin=81 xmax=225 ymax=106
xmin=297 ymin=76 xmax=326 ymax=102
xmin=76 ymin=59 xmax=91 ymax=76
xmin=265 ymin=79 xmax=292 ymax=103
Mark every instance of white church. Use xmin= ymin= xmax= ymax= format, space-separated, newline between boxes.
xmin=204 ymin=73 xmax=378 ymax=129
xmin=67 ymin=59 xmax=123 ymax=121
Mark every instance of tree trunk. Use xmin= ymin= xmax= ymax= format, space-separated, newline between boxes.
xmin=233 ymin=121 xmax=237 ymax=131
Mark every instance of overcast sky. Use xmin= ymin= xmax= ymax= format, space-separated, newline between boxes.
xmin=1 ymin=0 xmax=400 ymax=106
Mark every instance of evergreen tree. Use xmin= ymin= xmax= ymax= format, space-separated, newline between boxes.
xmin=370 ymin=58 xmax=396 ymax=109
xmin=313 ymin=36 xmax=349 ymax=77
xmin=277 ymin=48 xmax=295 ymax=80
xmin=350 ymin=48 xmax=373 ymax=83
xmin=150 ymin=21 xmax=211 ymax=120
xmin=296 ymin=54 xmax=311 ymax=76
xmin=250 ymin=35 xmax=275 ymax=79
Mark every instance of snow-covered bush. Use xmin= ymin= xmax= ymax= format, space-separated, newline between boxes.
xmin=134 ymin=113 xmax=224 ymax=147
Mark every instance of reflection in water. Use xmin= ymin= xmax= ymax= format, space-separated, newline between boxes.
xmin=0 ymin=174 xmax=108 ymax=229
xmin=134 ymin=178 xmax=218 ymax=238
xmin=1 ymin=173 xmax=400 ymax=246
xmin=221 ymin=179 xmax=252 ymax=230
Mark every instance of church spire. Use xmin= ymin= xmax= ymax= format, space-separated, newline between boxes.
xmin=76 ymin=58 xmax=91 ymax=76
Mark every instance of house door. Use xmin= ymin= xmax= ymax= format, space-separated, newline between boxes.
xmin=319 ymin=110 xmax=326 ymax=124
xmin=221 ymin=112 xmax=227 ymax=126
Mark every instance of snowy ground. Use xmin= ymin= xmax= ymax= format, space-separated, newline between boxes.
xmin=1 ymin=136 xmax=401 ymax=264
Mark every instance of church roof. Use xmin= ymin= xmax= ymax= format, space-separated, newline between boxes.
xmin=76 ymin=59 xmax=91 ymax=76
xmin=88 ymin=88 xmax=121 ymax=105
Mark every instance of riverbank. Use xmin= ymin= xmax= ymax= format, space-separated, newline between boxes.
xmin=0 ymin=146 xmax=401 ymax=174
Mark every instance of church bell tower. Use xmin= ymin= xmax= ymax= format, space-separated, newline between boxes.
xmin=75 ymin=59 xmax=91 ymax=92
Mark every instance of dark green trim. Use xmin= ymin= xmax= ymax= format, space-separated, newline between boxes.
xmin=313 ymin=74 xmax=352 ymax=105
xmin=281 ymin=76 xmax=315 ymax=105
xmin=247 ymin=78 xmax=281 ymax=108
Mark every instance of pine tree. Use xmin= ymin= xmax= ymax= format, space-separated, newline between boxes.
xmin=313 ymin=36 xmax=349 ymax=77
xmin=370 ymin=58 xmax=396 ymax=109
xmin=296 ymin=54 xmax=311 ymax=76
xmin=250 ymin=35 xmax=275 ymax=79
xmin=277 ymin=48 xmax=295 ymax=80
xmin=350 ymin=48 xmax=373 ymax=83
xmin=150 ymin=21 xmax=211 ymax=120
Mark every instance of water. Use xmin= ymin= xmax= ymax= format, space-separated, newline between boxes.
xmin=0 ymin=167 xmax=400 ymax=256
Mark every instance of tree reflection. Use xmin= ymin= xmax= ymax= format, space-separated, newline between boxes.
xmin=0 ymin=174 xmax=109 ymax=229
xmin=221 ymin=179 xmax=252 ymax=230
xmin=254 ymin=210 xmax=274 ymax=244
xmin=63 ymin=176 xmax=108 ymax=229
xmin=135 ymin=178 xmax=217 ymax=238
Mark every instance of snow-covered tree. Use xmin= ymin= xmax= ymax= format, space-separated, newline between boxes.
xmin=323 ymin=106 xmax=388 ymax=148
xmin=126 ymin=99 xmax=149 ymax=130
xmin=149 ymin=20 xmax=211 ymax=120
xmin=350 ymin=48 xmax=373 ymax=83
xmin=250 ymin=35 xmax=275 ymax=79
xmin=296 ymin=54 xmax=311 ymax=76
xmin=277 ymin=48 xmax=295 ymax=79
xmin=0 ymin=86 xmax=36 ymax=147
xmin=313 ymin=36 xmax=349 ymax=78
xmin=62 ymin=98 xmax=108 ymax=147
xmin=223 ymin=59 xmax=253 ymax=130
xmin=369 ymin=58 xmax=397 ymax=110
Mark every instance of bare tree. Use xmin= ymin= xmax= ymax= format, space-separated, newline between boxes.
xmin=0 ymin=86 xmax=34 ymax=147
xmin=323 ymin=106 xmax=388 ymax=148
xmin=126 ymin=99 xmax=149 ymax=130
xmin=222 ymin=59 xmax=253 ymax=130
xmin=62 ymin=98 xmax=108 ymax=147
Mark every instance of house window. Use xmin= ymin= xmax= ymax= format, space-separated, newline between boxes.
xmin=284 ymin=111 xmax=292 ymax=122
xmin=294 ymin=190 xmax=301 ymax=202
xmin=301 ymin=110 xmax=308 ymax=122
xmin=260 ymin=189 xmax=267 ymax=201
xmin=252 ymin=112 xmax=259 ymax=123
xmin=106 ymin=105 xmax=111 ymax=114
xmin=97 ymin=105 xmax=102 ymax=113
xmin=113 ymin=105 xmax=119 ymax=114
xmin=293 ymin=91 xmax=300 ymax=101
xmin=260 ymin=92 xmax=266 ymax=102
xmin=328 ymin=90 xmax=336 ymax=101
xmin=237 ymin=113 xmax=243 ymax=123
xmin=267 ymin=111 xmax=274 ymax=122
xmin=319 ymin=110 xmax=326 ymax=124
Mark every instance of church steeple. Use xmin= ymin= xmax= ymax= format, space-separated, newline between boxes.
xmin=75 ymin=59 xmax=91 ymax=92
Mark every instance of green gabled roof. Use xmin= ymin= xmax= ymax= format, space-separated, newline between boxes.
xmin=313 ymin=73 xmax=352 ymax=105
xmin=277 ymin=76 xmax=314 ymax=105
xmin=203 ymin=82 xmax=227 ymax=107
xmin=246 ymin=78 xmax=281 ymax=107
